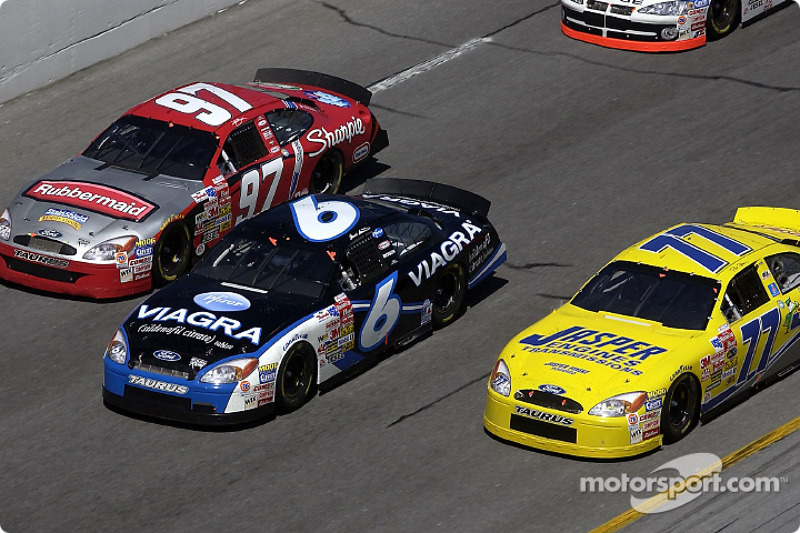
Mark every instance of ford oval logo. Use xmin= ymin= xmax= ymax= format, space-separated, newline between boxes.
xmin=193 ymin=291 xmax=251 ymax=312
xmin=38 ymin=228 xmax=62 ymax=239
xmin=539 ymin=384 xmax=566 ymax=395
xmin=154 ymin=350 xmax=181 ymax=362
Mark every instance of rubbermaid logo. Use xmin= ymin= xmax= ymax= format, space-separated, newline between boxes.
xmin=193 ymin=291 xmax=251 ymax=312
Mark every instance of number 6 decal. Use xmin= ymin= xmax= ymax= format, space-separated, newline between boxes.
xmin=290 ymin=195 xmax=359 ymax=242
xmin=359 ymin=273 xmax=402 ymax=351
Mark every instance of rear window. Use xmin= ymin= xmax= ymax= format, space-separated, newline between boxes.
xmin=571 ymin=261 xmax=720 ymax=330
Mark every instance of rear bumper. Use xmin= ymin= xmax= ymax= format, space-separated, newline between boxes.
xmin=0 ymin=241 xmax=150 ymax=298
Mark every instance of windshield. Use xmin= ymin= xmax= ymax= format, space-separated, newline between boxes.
xmin=193 ymin=234 xmax=336 ymax=299
xmin=571 ymin=261 xmax=719 ymax=330
xmin=83 ymin=115 xmax=218 ymax=180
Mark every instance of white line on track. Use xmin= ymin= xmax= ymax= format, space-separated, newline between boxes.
xmin=368 ymin=37 xmax=493 ymax=93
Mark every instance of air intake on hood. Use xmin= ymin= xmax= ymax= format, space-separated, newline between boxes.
xmin=514 ymin=390 xmax=584 ymax=414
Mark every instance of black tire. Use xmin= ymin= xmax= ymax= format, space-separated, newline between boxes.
xmin=661 ymin=374 xmax=700 ymax=443
xmin=276 ymin=344 xmax=316 ymax=414
xmin=432 ymin=263 xmax=467 ymax=329
xmin=152 ymin=223 xmax=192 ymax=286
xmin=309 ymin=150 xmax=344 ymax=194
xmin=707 ymin=0 xmax=740 ymax=40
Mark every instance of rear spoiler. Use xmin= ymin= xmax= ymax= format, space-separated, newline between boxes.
xmin=362 ymin=178 xmax=491 ymax=218
xmin=253 ymin=68 xmax=372 ymax=105
xmin=730 ymin=206 xmax=800 ymax=239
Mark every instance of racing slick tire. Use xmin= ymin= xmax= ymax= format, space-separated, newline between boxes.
xmin=276 ymin=343 xmax=316 ymax=414
xmin=707 ymin=0 xmax=740 ymax=40
xmin=661 ymin=373 xmax=700 ymax=443
xmin=309 ymin=150 xmax=344 ymax=195
xmin=153 ymin=223 xmax=192 ymax=286
xmin=432 ymin=262 xmax=467 ymax=329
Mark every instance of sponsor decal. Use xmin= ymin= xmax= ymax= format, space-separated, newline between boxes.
xmin=302 ymin=90 xmax=350 ymax=108
xmin=128 ymin=375 xmax=188 ymax=394
xmin=645 ymin=398 xmax=663 ymax=411
xmin=421 ymin=299 xmax=432 ymax=326
xmin=519 ymin=327 xmax=667 ymax=376
xmin=259 ymin=363 xmax=278 ymax=383
xmin=37 ymin=228 xmax=62 ymax=239
xmin=627 ymin=413 xmax=639 ymax=426
xmin=27 ymin=181 xmax=155 ymax=221
xmin=189 ymin=357 xmax=207 ymax=369
xmin=119 ymin=268 xmax=133 ymax=283
xmin=282 ymin=333 xmax=309 ymax=352
xmin=630 ymin=427 xmax=643 ymax=444
xmin=244 ymin=394 xmax=258 ymax=409
xmin=768 ymin=283 xmax=780 ymax=297
xmin=543 ymin=362 xmax=590 ymax=375
xmin=643 ymin=428 xmax=660 ymax=440
xmin=240 ymin=381 xmax=251 ymax=392
xmin=39 ymin=208 xmax=89 ymax=230
xmin=669 ymin=364 xmax=692 ymax=382
xmin=514 ymin=405 xmax=574 ymax=426
xmin=153 ymin=350 xmax=181 ymax=362
xmin=640 ymin=410 xmax=659 ymax=421
xmin=364 ymin=195 xmax=461 ymax=218
xmin=642 ymin=419 xmax=660 ymax=431
xmin=13 ymin=249 xmax=69 ymax=268
xmin=306 ymin=116 xmax=365 ymax=157
xmin=193 ymin=291 xmax=251 ymax=312
xmin=128 ymin=256 xmax=152 ymax=267
xmin=372 ymin=227 xmax=384 ymax=239
xmin=137 ymin=304 xmax=262 ymax=345
xmin=409 ymin=221 xmax=482 ymax=286
xmin=353 ymin=142 xmax=370 ymax=163
xmin=115 ymin=251 xmax=128 ymax=267
xmin=539 ymin=384 xmax=567 ymax=395
xmin=692 ymin=0 xmax=709 ymax=6
xmin=647 ymin=388 xmax=666 ymax=399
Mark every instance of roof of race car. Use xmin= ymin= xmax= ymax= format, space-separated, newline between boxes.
xmin=613 ymin=221 xmax=781 ymax=279
xmin=125 ymin=81 xmax=322 ymax=135
xmin=236 ymin=194 xmax=433 ymax=251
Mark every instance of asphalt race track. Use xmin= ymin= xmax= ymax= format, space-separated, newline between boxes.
xmin=1 ymin=1 xmax=800 ymax=531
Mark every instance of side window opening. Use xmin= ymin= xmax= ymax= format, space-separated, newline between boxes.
xmin=265 ymin=109 xmax=314 ymax=145
xmin=721 ymin=263 xmax=770 ymax=323
xmin=766 ymin=252 xmax=800 ymax=293
xmin=216 ymin=121 xmax=268 ymax=174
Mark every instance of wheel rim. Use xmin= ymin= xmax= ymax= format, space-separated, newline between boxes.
xmin=435 ymin=266 xmax=462 ymax=315
xmin=709 ymin=0 xmax=735 ymax=33
xmin=159 ymin=228 xmax=189 ymax=278
xmin=282 ymin=350 xmax=310 ymax=400
xmin=668 ymin=379 xmax=692 ymax=430
xmin=310 ymin=153 xmax=343 ymax=194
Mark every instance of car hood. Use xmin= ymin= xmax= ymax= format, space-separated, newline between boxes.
xmin=502 ymin=304 xmax=701 ymax=405
xmin=122 ymin=274 xmax=326 ymax=375
xmin=7 ymin=156 xmax=197 ymax=250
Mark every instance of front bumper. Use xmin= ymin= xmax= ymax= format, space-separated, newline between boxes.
xmin=0 ymin=241 xmax=150 ymax=298
xmin=561 ymin=3 xmax=706 ymax=52
xmin=483 ymin=390 xmax=662 ymax=459
xmin=103 ymin=359 xmax=274 ymax=426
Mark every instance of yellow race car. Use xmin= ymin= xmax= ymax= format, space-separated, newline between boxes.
xmin=484 ymin=207 xmax=800 ymax=458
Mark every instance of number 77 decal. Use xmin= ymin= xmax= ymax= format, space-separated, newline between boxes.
xmin=639 ymin=224 xmax=751 ymax=273
xmin=737 ymin=307 xmax=780 ymax=385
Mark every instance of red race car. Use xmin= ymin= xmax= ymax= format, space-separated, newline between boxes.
xmin=0 ymin=69 xmax=388 ymax=298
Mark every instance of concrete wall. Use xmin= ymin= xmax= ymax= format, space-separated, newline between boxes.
xmin=0 ymin=0 xmax=244 ymax=104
